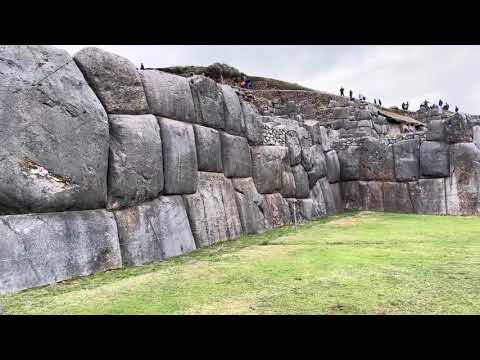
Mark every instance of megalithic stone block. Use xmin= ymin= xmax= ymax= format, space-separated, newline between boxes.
xmin=107 ymin=115 xmax=163 ymax=210
xmin=220 ymin=132 xmax=252 ymax=178
xmin=281 ymin=165 xmax=296 ymax=198
xmin=325 ymin=150 xmax=341 ymax=183
xmin=383 ymin=182 xmax=414 ymax=213
xmin=341 ymin=181 xmax=362 ymax=210
xmin=408 ymin=178 xmax=446 ymax=215
xmin=285 ymin=130 xmax=302 ymax=166
xmin=292 ymin=164 xmax=310 ymax=199
xmin=251 ymin=146 xmax=289 ymax=194
xmin=114 ymin=196 xmax=196 ymax=266
xmin=260 ymin=193 xmax=292 ymax=229
xmin=393 ymin=138 xmax=420 ymax=182
xmin=0 ymin=45 xmax=109 ymax=215
xmin=74 ymin=47 xmax=149 ymax=114
xmin=190 ymin=75 xmax=226 ymax=130
xmin=358 ymin=181 xmax=384 ymax=211
xmin=183 ymin=172 xmax=242 ymax=247
xmin=359 ymin=137 xmax=395 ymax=181
xmin=445 ymin=143 xmax=480 ymax=215
xmin=193 ymin=125 xmax=223 ymax=173
xmin=338 ymin=146 xmax=361 ymax=181
xmin=0 ymin=210 xmax=122 ymax=295
xmin=139 ymin=70 xmax=196 ymax=123
xmin=159 ymin=117 xmax=198 ymax=195
xmin=219 ymin=84 xmax=246 ymax=136
xmin=240 ymin=100 xmax=264 ymax=145
xmin=232 ymin=177 xmax=266 ymax=234
xmin=309 ymin=180 xmax=327 ymax=218
xmin=420 ymin=141 xmax=449 ymax=178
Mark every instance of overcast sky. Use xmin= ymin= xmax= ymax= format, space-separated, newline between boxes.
xmin=57 ymin=45 xmax=480 ymax=114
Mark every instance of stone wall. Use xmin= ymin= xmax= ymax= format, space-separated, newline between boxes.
xmin=0 ymin=46 xmax=343 ymax=294
xmin=1 ymin=45 xmax=479 ymax=295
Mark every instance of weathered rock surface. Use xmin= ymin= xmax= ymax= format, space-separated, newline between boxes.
xmin=408 ymin=179 xmax=446 ymax=214
xmin=338 ymin=146 xmax=361 ymax=181
xmin=0 ymin=45 xmax=109 ymax=215
xmin=193 ymin=125 xmax=223 ymax=173
xmin=393 ymin=138 xmax=420 ymax=182
xmin=309 ymin=180 xmax=327 ymax=217
xmin=281 ymin=165 xmax=296 ymax=198
xmin=221 ymin=132 xmax=252 ymax=178
xmin=220 ymin=84 xmax=245 ymax=136
xmin=285 ymin=130 xmax=302 ymax=166
xmin=359 ymin=138 xmax=395 ymax=181
xmin=232 ymin=178 xmax=265 ymax=234
xmin=445 ymin=143 xmax=480 ymax=215
xmin=183 ymin=172 xmax=242 ymax=247
xmin=341 ymin=181 xmax=363 ymax=210
xmin=420 ymin=141 xmax=450 ymax=178
xmin=292 ymin=164 xmax=310 ymax=198
xmin=114 ymin=196 xmax=195 ymax=266
xmin=426 ymin=119 xmax=446 ymax=141
xmin=330 ymin=182 xmax=344 ymax=212
xmin=359 ymin=181 xmax=384 ymax=211
xmin=251 ymin=146 xmax=288 ymax=194
xmin=0 ymin=210 xmax=121 ymax=295
xmin=190 ymin=75 xmax=225 ymax=130
xmin=303 ymin=145 xmax=327 ymax=188
xmin=139 ymin=70 xmax=196 ymax=123
xmin=159 ymin=118 xmax=198 ymax=194
xmin=260 ymin=193 xmax=291 ymax=229
xmin=107 ymin=115 xmax=163 ymax=210
xmin=74 ymin=47 xmax=149 ymax=114
xmin=445 ymin=113 xmax=473 ymax=143
xmin=325 ymin=150 xmax=341 ymax=183
xmin=288 ymin=198 xmax=314 ymax=223
xmin=383 ymin=182 xmax=414 ymax=213
xmin=240 ymin=100 xmax=264 ymax=145
xmin=319 ymin=177 xmax=337 ymax=214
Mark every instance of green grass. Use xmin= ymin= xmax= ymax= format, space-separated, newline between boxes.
xmin=2 ymin=211 xmax=480 ymax=315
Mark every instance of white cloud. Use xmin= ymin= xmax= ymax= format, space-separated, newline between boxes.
xmin=56 ymin=45 xmax=480 ymax=114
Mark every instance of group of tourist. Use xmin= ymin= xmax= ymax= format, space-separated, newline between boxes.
xmin=340 ymin=87 xmax=382 ymax=106
xmin=401 ymin=102 xmax=410 ymax=111
xmin=240 ymin=78 xmax=253 ymax=89
xmin=420 ymin=99 xmax=458 ymax=113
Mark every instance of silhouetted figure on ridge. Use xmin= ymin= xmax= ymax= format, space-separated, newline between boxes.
xmin=340 ymin=87 xmax=344 ymax=96
xmin=349 ymin=90 xmax=353 ymax=100
xmin=140 ymin=63 xmax=145 ymax=70
xmin=439 ymin=99 xmax=443 ymax=107
xmin=374 ymin=99 xmax=377 ymax=105
xmin=378 ymin=99 xmax=382 ymax=106
xmin=402 ymin=102 xmax=405 ymax=110
xmin=406 ymin=101 xmax=409 ymax=110
xmin=455 ymin=106 xmax=459 ymax=113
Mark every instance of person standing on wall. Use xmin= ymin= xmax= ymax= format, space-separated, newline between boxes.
xmin=340 ymin=87 xmax=345 ymax=96
xmin=349 ymin=90 xmax=353 ymax=100
xmin=140 ymin=63 xmax=145 ymax=70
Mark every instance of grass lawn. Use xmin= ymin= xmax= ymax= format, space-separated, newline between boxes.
xmin=1 ymin=211 xmax=480 ymax=315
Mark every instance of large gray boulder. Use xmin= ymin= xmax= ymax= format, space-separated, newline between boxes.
xmin=393 ymin=138 xmax=420 ymax=182
xmin=292 ymin=164 xmax=310 ymax=198
xmin=281 ymin=165 xmax=296 ymax=198
xmin=183 ymin=172 xmax=242 ymax=247
xmin=251 ymin=146 xmax=289 ymax=194
xmin=319 ymin=177 xmax=337 ymax=214
xmin=338 ymin=146 xmax=361 ymax=181
xmin=359 ymin=181 xmax=384 ymax=211
xmin=445 ymin=113 xmax=473 ymax=143
xmin=408 ymin=179 xmax=446 ymax=214
xmin=220 ymin=132 xmax=252 ymax=178
xmin=341 ymin=181 xmax=363 ymax=210
xmin=330 ymin=182 xmax=344 ymax=212
xmin=426 ymin=119 xmax=446 ymax=141
xmin=383 ymin=182 xmax=414 ymax=213
xmin=74 ymin=47 xmax=149 ymax=114
xmin=240 ymin=100 xmax=264 ymax=145
xmin=139 ymin=70 xmax=196 ymax=123
xmin=114 ymin=196 xmax=196 ymax=266
xmin=190 ymin=75 xmax=225 ymax=130
xmin=325 ymin=150 xmax=341 ymax=183
xmin=359 ymin=137 xmax=395 ymax=181
xmin=288 ymin=198 xmax=314 ymax=223
xmin=219 ymin=84 xmax=245 ymax=136
xmin=159 ymin=118 xmax=198 ymax=194
xmin=420 ymin=141 xmax=449 ymax=178
xmin=0 ymin=45 xmax=109 ymax=215
xmin=309 ymin=180 xmax=327 ymax=217
xmin=232 ymin=177 xmax=265 ymax=234
xmin=302 ymin=145 xmax=327 ymax=188
xmin=285 ymin=130 xmax=302 ymax=166
xmin=260 ymin=193 xmax=292 ymax=229
xmin=445 ymin=143 xmax=480 ymax=215
xmin=193 ymin=125 xmax=223 ymax=173
xmin=107 ymin=115 xmax=163 ymax=210
xmin=0 ymin=210 xmax=121 ymax=295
